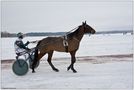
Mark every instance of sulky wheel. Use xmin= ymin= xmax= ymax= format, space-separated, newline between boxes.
xmin=12 ymin=59 xmax=29 ymax=76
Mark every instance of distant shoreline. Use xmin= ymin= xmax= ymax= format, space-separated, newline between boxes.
xmin=1 ymin=30 xmax=133 ymax=38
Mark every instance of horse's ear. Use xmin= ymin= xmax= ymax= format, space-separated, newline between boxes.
xmin=82 ymin=21 xmax=86 ymax=25
xmin=85 ymin=21 xmax=86 ymax=24
xmin=82 ymin=22 xmax=85 ymax=25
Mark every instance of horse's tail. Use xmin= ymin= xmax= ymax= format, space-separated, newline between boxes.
xmin=34 ymin=40 xmax=41 ymax=60
xmin=36 ymin=40 xmax=42 ymax=46
xmin=32 ymin=40 xmax=42 ymax=72
xmin=34 ymin=40 xmax=42 ymax=61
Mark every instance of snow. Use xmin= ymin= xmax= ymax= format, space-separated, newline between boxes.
xmin=1 ymin=56 xmax=133 ymax=90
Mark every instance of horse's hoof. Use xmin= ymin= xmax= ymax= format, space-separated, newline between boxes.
xmin=53 ymin=68 xmax=59 ymax=72
xmin=67 ymin=67 xmax=70 ymax=71
xmin=73 ymin=70 xmax=77 ymax=73
xmin=32 ymin=71 xmax=35 ymax=73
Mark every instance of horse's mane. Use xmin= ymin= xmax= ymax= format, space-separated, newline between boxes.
xmin=67 ymin=26 xmax=81 ymax=39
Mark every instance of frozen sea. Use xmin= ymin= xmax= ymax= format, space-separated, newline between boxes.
xmin=1 ymin=33 xmax=133 ymax=60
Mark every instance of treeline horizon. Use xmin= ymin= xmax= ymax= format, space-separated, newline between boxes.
xmin=1 ymin=30 xmax=133 ymax=38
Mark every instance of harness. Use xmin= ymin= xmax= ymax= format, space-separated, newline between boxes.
xmin=63 ymin=35 xmax=69 ymax=52
xmin=62 ymin=34 xmax=80 ymax=52
xmin=30 ymin=25 xmax=91 ymax=53
xmin=62 ymin=27 xmax=79 ymax=52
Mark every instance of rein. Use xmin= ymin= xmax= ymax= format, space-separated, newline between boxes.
xmin=30 ymin=26 xmax=79 ymax=44
xmin=30 ymin=25 xmax=92 ymax=51
xmin=65 ymin=26 xmax=79 ymax=35
xmin=29 ymin=26 xmax=79 ymax=52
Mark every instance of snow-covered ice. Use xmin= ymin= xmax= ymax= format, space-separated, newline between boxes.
xmin=1 ymin=55 xmax=133 ymax=90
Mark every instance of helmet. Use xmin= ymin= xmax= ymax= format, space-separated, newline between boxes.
xmin=17 ymin=32 xmax=23 ymax=38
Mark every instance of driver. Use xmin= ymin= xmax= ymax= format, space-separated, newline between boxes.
xmin=14 ymin=32 xmax=31 ymax=57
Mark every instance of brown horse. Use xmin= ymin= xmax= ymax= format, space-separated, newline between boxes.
xmin=32 ymin=21 xmax=96 ymax=73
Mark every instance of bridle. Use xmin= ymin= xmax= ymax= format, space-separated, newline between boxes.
xmin=83 ymin=24 xmax=92 ymax=37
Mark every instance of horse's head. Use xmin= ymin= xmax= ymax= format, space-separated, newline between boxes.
xmin=82 ymin=21 xmax=96 ymax=34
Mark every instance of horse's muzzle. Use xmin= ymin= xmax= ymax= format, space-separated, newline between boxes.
xmin=91 ymin=30 xmax=96 ymax=34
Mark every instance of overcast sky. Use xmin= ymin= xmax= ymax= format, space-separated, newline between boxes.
xmin=1 ymin=0 xmax=133 ymax=33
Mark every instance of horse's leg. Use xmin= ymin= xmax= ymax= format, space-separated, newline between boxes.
xmin=47 ymin=51 xmax=59 ymax=72
xmin=67 ymin=51 xmax=77 ymax=73
xmin=32 ymin=49 xmax=38 ymax=73
xmin=32 ymin=50 xmax=46 ymax=73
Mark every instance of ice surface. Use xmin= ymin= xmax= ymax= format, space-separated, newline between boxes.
xmin=1 ymin=61 xmax=133 ymax=89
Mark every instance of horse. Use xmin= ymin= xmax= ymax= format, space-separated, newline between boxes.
xmin=32 ymin=21 xmax=96 ymax=73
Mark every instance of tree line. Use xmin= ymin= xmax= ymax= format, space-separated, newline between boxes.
xmin=1 ymin=31 xmax=16 ymax=37
xmin=1 ymin=31 xmax=66 ymax=38
xmin=1 ymin=30 xmax=133 ymax=38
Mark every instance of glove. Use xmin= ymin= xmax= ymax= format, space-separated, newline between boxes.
xmin=26 ymin=41 xmax=30 ymax=44
xmin=25 ymin=41 xmax=30 ymax=46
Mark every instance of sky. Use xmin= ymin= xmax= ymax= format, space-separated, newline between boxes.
xmin=1 ymin=0 xmax=133 ymax=33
